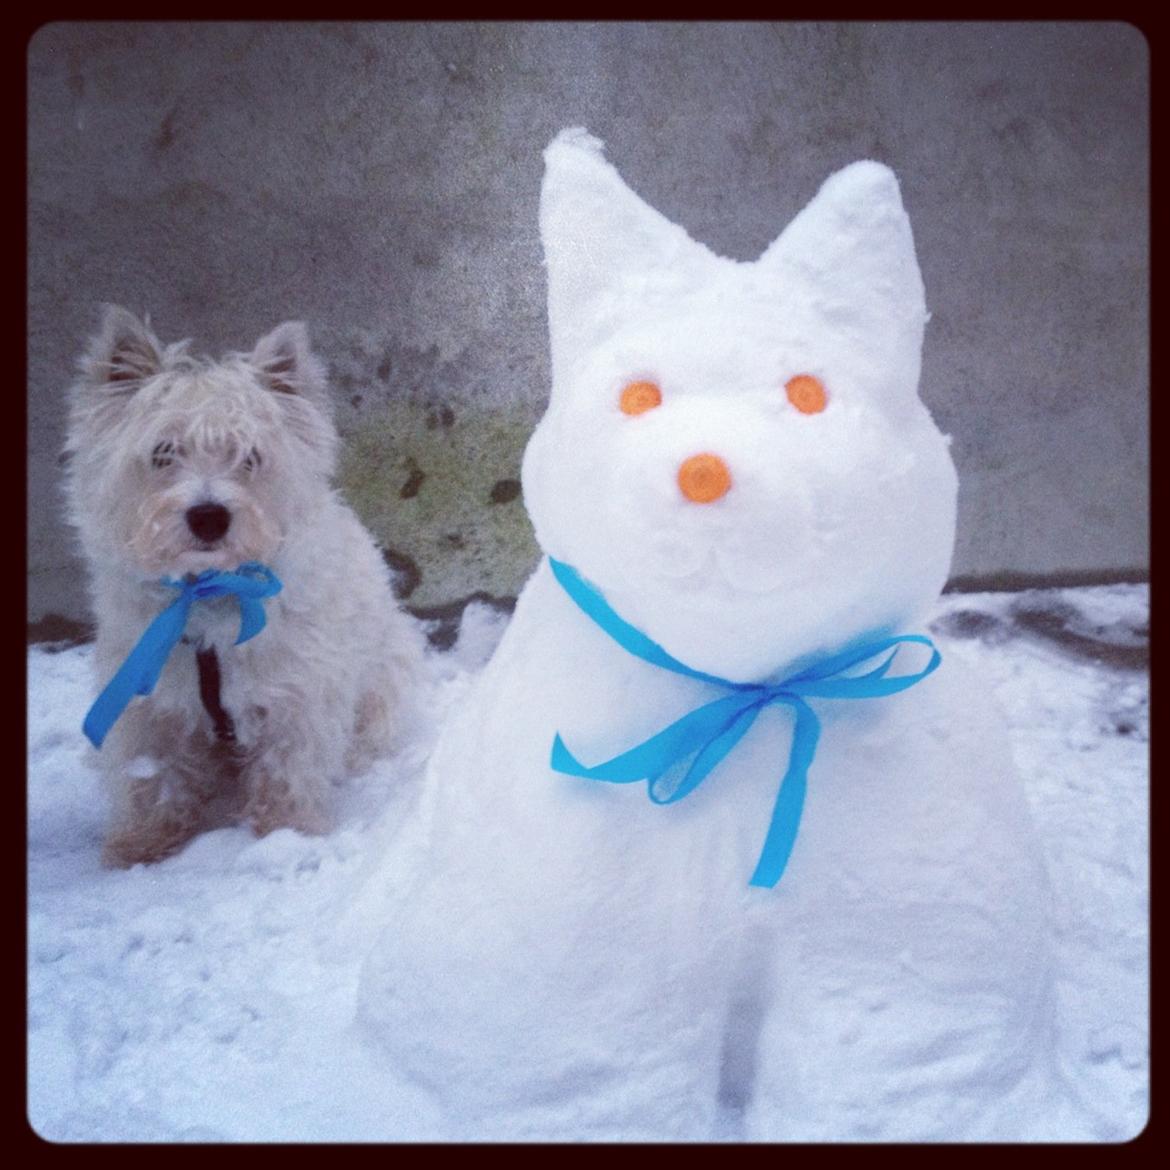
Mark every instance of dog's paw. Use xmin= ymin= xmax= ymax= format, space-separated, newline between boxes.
xmin=243 ymin=778 xmax=332 ymax=839
xmin=101 ymin=813 xmax=201 ymax=868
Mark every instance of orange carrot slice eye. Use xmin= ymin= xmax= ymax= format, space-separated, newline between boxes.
xmin=620 ymin=380 xmax=663 ymax=415
xmin=785 ymin=374 xmax=827 ymax=414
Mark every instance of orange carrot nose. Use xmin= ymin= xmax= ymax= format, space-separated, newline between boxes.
xmin=678 ymin=453 xmax=732 ymax=504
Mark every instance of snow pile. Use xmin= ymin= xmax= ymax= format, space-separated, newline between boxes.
xmin=26 ymin=587 xmax=1148 ymax=1141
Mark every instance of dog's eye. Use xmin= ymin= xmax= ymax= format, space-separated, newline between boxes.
xmin=151 ymin=441 xmax=178 ymax=469
xmin=243 ymin=448 xmax=262 ymax=473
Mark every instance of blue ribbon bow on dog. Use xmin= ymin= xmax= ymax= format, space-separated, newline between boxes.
xmin=83 ymin=563 xmax=282 ymax=749
xmin=547 ymin=558 xmax=941 ymax=888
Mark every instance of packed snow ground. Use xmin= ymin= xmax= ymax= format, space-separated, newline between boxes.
xmin=27 ymin=585 xmax=1148 ymax=1143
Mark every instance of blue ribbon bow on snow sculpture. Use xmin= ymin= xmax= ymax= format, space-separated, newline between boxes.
xmin=83 ymin=562 xmax=282 ymax=749
xmin=547 ymin=558 xmax=941 ymax=888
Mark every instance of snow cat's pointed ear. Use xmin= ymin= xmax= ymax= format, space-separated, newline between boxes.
xmin=540 ymin=128 xmax=718 ymax=388
xmin=760 ymin=161 xmax=929 ymax=409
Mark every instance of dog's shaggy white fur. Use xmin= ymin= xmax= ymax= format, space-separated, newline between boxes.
xmin=65 ymin=306 xmax=427 ymax=867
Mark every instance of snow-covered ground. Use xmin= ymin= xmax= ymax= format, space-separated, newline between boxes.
xmin=27 ymin=584 xmax=1148 ymax=1142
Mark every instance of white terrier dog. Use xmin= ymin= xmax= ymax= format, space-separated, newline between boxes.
xmin=65 ymin=305 xmax=427 ymax=867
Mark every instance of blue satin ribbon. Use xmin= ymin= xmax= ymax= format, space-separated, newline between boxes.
xmin=547 ymin=558 xmax=941 ymax=888
xmin=82 ymin=563 xmax=282 ymax=749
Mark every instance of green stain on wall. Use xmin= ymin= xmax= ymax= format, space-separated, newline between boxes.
xmin=338 ymin=399 xmax=542 ymax=607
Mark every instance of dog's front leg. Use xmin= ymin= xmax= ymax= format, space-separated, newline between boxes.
xmin=98 ymin=704 xmax=220 ymax=867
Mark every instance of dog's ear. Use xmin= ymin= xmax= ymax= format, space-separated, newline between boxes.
xmin=249 ymin=322 xmax=329 ymax=405
xmin=81 ymin=305 xmax=164 ymax=390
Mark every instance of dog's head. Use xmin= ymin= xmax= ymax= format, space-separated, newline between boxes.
xmin=65 ymin=306 xmax=339 ymax=580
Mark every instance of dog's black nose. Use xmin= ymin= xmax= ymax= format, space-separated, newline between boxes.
xmin=186 ymin=503 xmax=231 ymax=543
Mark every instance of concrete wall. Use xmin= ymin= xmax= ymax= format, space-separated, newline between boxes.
xmin=28 ymin=21 xmax=1149 ymax=634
